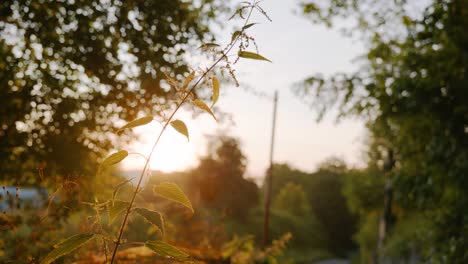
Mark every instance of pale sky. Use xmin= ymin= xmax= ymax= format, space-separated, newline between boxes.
xmin=122 ymin=0 xmax=367 ymax=178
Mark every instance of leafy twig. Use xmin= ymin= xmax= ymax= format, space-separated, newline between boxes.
xmin=109 ymin=2 xmax=258 ymax=263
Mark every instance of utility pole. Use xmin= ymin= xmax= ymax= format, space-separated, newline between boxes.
xmin=377 ymin=148 xmax=396 ymax=264
xmin=263 ymin=90 xmax=278 ymax=248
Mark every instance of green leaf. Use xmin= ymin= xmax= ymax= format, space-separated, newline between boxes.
xmin=41 ymin=233 xmax=95 ymax=264
xmin=99 ymin=150 xmax=128 ymax=173
xmin=170 ymin=119 xmax=189 ymax=141
xmin=112 ymin=177 xmax=134 ymax=201
xmin=212 ymin=76 xmax=220 ymax=107
xmin=134 ymin=208 xmax=165 ymax=235
xmin=181 ymin=71 xmax=195 ymax=90
xmin=153 ymin=182 xmax=193 ymax=213
xmin=108 ymin=200 xmax=130 ymax=224
xmin=199 ymin=43 xmax=219 ymax=49
xmin=231 ymin=30 xmax=241 ymax=42
xmin=117 ymin=116 xmax=153 ymax=133
xmin=144 ymin=241 xmax=191 ymax=261
xmin=193 ymin=99 xmax=216 ymax=121
xmin=242 ymin=23 xmax=257 ymax=30
xmin=238 ymin=51 xmax=272 ymax=62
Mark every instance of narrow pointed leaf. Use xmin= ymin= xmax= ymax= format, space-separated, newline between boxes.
xmin=145 ymin=241 xmax=191 ymax=261
xmin=170 ymin=119 xmax=189 ymax=141
xmin=153 ymin=182 xmax=193 ymax=213
xmin=41 ymin=233 xmax=95 ymax=264
xmin=212 ymin=76 xmax=220 ymax=107
xmin=199 ymin=43 xmax=219 ymax=49
xmin=231 ymin=30 xmax=241 ymax=42
xmin=193 ymin=99 xmax=216 ymax=121
xmin=238 ymin=51 xmax=272 ymax=62
xmin=242 ymin=23 xmax=257 ymax=30
xmin=135 ymin=208 xmax=165 ymax=235
xmin=108 ymin=200 xmax=130 ymax=224
xmin=181 ymin=71 xmax=195 ymax=90
xmin=117 ymin=116 xmax=153 ymax=133
xmin=99 ymin=150 xmax=128 ymax=173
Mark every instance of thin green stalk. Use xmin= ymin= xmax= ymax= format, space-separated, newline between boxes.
xmin=109 ymin=4 xmax=256 ymax=263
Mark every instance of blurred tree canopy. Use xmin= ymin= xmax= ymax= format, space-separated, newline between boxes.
xmin=0 ymin=0 xmax=223 ymax=183
xmin=267 ymin=161 xmax=356 ymax=257
xmin=297 ymin=0 xmax=468 ymax=261
xmin=190 ymin=136 xmax=259 ymax=221
xmin=273 ymin=182 xmax=311 ymax=217
xmin=341 ymin=165 xmax=384 ymax=262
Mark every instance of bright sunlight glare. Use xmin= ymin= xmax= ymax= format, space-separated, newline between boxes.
xmin=122 ymin=110 xmax=218 ymax=173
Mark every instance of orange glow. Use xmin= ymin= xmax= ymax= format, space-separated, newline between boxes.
xmin=122 ymin=121 xmax=198 ymax=173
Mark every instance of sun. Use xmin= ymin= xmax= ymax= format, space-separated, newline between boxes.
xmin=122 ymin=121 xmax=198 ymax=173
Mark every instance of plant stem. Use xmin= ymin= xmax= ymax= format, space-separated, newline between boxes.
xmin=109 ymin=4 xmax=255 ymax=263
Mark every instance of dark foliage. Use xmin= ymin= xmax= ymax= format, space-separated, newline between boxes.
xmin=0 ymin=0 xmax=222 ymax=183
xmin=190 ymin=136 xmax=259 ymax=221
xmin=297 ymin=0 xmax=468 ymax=261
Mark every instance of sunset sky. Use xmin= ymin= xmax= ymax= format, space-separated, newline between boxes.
xmin=122 ymin=0 xmax=366 ymax=178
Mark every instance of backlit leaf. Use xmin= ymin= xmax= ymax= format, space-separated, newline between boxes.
xmin=135 ymin=208 xmax=165 ymax=235
xmin=242 ymin=23 xmax=257 ymax=30
xmin=231 ymin=30 xmax=241 ymax=42
xmin=153 ymin=182 xmax=193 ymax=213
xmin=108 ymin=200 xmax=130 ymax=224
xmin=112 ymin=177 xmax=134 ymax=201
xmin=193 ymin=99 xmax=216 ymax=121
xmin=41 ymin=233 xmax=95 ymax=264
xmin=212 ymin=76 xmax=220 ymax=107
xmin=99 ymin=150 xmax=128 ymax=173
xmin=145 ymin=241 xmax=191 ymax=261
xmin=117 ymin=116 xmax=153 ymax=133
xmin=199 ymin=43 xmax=219 ymax=50
xmin=170 ymin=119 xmax=189 ymax=141
xmin=181 ymin=71 xmax=195 ymax=90
xmin=238 ymin=51 xmax=272 ymax=62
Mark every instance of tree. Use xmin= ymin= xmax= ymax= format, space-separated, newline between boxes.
xmin=342 ymin=166 xmax=385 ymax=263
xmin=0 ymin=2 xmax=224 ymax=260
xmin=297 ymin=0 xmax=468 ymax=261
xmin=190 ymin=136 xmax=259 ymax=221
xmin=273 ymin=182 xmax=311 ymax=217
xmin=266 ymin=163 xmax=310 ymax=198
xmin=306 ymin=160 xmax=357 ymax=257
xmin=0 ymin=0 xmax=223 ymax=183
xmin=266 ymin=161 xmax=356 ymax=256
